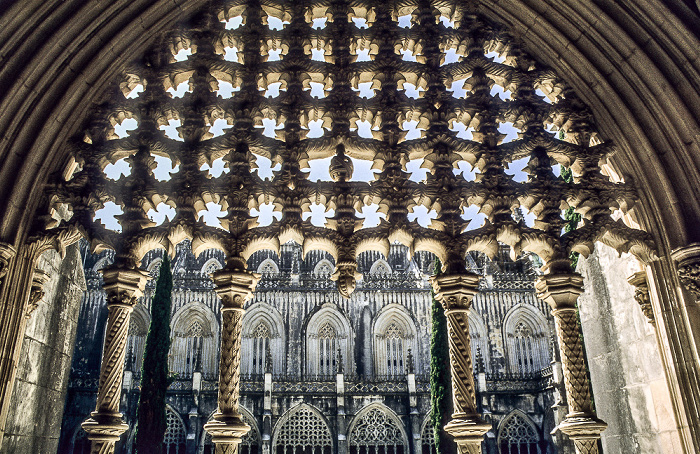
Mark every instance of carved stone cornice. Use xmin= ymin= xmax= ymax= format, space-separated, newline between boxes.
xmin=627 ymin=271 xmax=654 ymax=324
xmin=671 ymin=243 xmax=700 ymax=300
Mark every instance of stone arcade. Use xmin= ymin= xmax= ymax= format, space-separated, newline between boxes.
xmin=0 ymin=1 xmax=699 ymax=454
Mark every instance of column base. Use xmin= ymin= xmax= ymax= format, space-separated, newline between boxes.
xmin=81 ymin=412 xmax=129 ymax=454
xmin=558 ymin=416 xmax=607 ymax=454
xmin=204 ymin=414 xmax=250 ymax=454
xmin=444 ymin=416 xmax=491 ymax=454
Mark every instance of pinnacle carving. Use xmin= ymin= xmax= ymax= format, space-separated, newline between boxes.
xmin=627 ymin=271 xmax=654 ymax=324
xmin=672 ymin=243 xmax=700 ymax=300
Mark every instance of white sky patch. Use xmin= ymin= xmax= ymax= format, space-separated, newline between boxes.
xmin=349 ymin=157 xmax=378 ymax=182
xmin=522 ymin=209 xmax=536 ymax=227
xmin=201 ymin=157 xmax=229 ymax=178
xmin=356 ymin=204 xmax=385 ymax=228
xmin=125 ymin=84 xmax=144 ymax=99
xmin=535 ymin=88 xmax=553 ymax=104
xmin=104 ymin=158 xmax=131 ymax=180
xmin=450 ymin=122 xmax=473 ymax=140
xmin=461 ymin=205 xmax=487 ymax=230
xmin=356 ymin=48 xmax=371 ymax=62
xmin=306 ymin=119 xmax=324 ymax=138
xmin=406 ymin=158 xmax=428 ymax=182
xmin=402 ymin=83 xmax=423 ymax=99
xmin=408 ymin=206 xmax=437 ymax=227
xmin=114 ymin=118 xmax=138 ymax=138
xmin=224 ymin=46 xmax=239 ymax=62
xmin=209 ymin=118 xmax=232 ymax=138
xmin=261 ymin=118 xmax=283 ymax=138
xmin=160 ymin=119 xmax=183 ymax=141
xmin=153 ymin=155 xmax=178 ymax=181
xmin=454 ymin=161 xmax=477 ymax=181
xmin=485 ymin=51 xmax=506 ymax=64
xmin=354 ymin=120 xmax=373 ymax=138
xmin=305 ymin=157 xmax=332 ymax=181
xmin=505 ymin=157 xmax=529 ymax=182
xmin=402 ymin=120 xmax=423 ymax=140
xmin=448 ymin=79 xmax=468 ymax=98
xmin=216 ymin=80 xmax=240 ymax=98
xmin=312 ymin=18 xmax=327 ymax=29
xmin=545 ymin=123 xmax=558 ymax=136
xmin=352 ymin=17 xmax=368 ymax=29
xmin=442 ymin=49 xmax=461 ymax=65
xmin=491 ymin=84 xmax=512 ymax=100
xmin=398 ymin=15 xmax=412 ymax=28
xmin=224 ymin=16 xmax=244 ymax=30
xmin=440 ymin=16 xmax=455 ymax=28
xmin=308 ymin=82 xmax=325 ymax=98
xmin=498 ymin=122 xmax=519 ymax=143
xmin=355 ymin=82 xmax=375 ymax=98
xmin=167 ymin=80 xmax=190 ymax=98
xmin=267 ymin=48 xmax=283 ymax=61
xmin=266 ymin=16 xmax=288 ymax=30
xmin=264 ymin=82 xmax=283 ymax=98
xmin=400 ymin=49 xmax=417 ymax=62
xmin=198 ymin=202 xmax=226 ymax=228
xmin=251 ymin=203 xmax=281 ymax=226
xmin=303 ymin=203 xmax=334 ymax=226
xmin=253 ymin=154 xmax=280 ymax=180
xmin=95 ymin=201 xmax=123 ymax=232
xmin=147 ymin=202 xmax=176 ymax=225
xmin=173 ymin=48 xmax=192 ymax=62
xmin=553 ymin=164 xmax=561 ymax=177
xmin=311 ymin=48 xmax=326 ymax=62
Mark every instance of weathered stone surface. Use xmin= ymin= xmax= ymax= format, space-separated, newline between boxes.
xmin=577 ymin=243 xmax=683 ymax=454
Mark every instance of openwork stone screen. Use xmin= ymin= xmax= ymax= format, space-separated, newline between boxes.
xmin=42 ymin=0 xmax=654 ymax=293
xmin=349 ymin=406 xmax=407 ymax=454
xmin=420 ymin=419 xmax=437 ymax=454
xmin=203 ymin=412 xmax=260 ymax=454
xmin=497 ymin=412 xmax=541 ymax=454
xmin=273 ymin=405 xmax=333 ymax=454
xmin=164 ymin=408 xmax=187 ymax=454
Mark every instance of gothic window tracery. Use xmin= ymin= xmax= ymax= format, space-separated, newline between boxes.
xmin=317 ymin=322 xmax=337 ymax=376
xmin=164 ymin=407 xmax=187 ymax=454
xmin=348 ymin=406 xmax=407 ymax=454
xmin=420 ymin=418 xmax=437 ymax=454
xmin=125 ymin=313 xmax=148 ymax=374
xmin=257 ymin=258 xmax=279 ymax=276
xmin=497 ymin=412 xmax=541 ymax=454
xmin=504 ymin=307 xmax=550 ymax=375
xmin=273 ymin=405 xmax=332 ymax=454
xmin=314 ymin=260 xmax=333 ymax=278
xmin=252 ymin=322 xmax=271 ymax=376
xmin=384 ymin=323 xmax=405 ymax=377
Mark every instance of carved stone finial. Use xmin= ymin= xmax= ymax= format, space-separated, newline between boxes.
xmin=671 ymin=243 xmax=700 ymax=300
xmin=627 ymin=271 xmax=654 ymax=324
xmin=329 ymin=144 xmax=354 ymax=182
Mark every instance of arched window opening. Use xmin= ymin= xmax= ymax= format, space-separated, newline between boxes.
xmin=314 ymin=260 xmax=333 ymax=278
xmin=348 ymin=406 xmax=407 ymax=454
xmin=420 ymin=418 xmax=437 ymax=454
xmin=257 ymin=258 xmax=279 ymax=276
xmin=252 ymin=322 xmax=271 ymax=376
xmin=318 ymin=322 xmax=337 ymax=377
xmin=183 ymin=320 xmax=204 ymax=376
xmin=273 ymin=405 xmax=333 ymax=454
xmin=163 ymin=408 xmax=187 ymax=454
xmin=125 ymin=315 xmax=147 ymax=374
xmin=385 ymin=323 xmax=405 ymax=378
xmin=497 ymin=412 xmax=541 ymax=454
xmin=503 ymin=307 xmax=550 ymax=375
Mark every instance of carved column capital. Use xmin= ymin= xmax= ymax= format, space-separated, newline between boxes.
xmin=83 ymin=266 xmax=149 ymax=454
xmin=535 ymin=273 xmax=584 ymax=310
xmin=25 ymin=268 xmax=50 ymax=319
xmin=212 ymin=269 xmax=260 ymax=310
xmin=671 ymin=243 xmax=700 ymax=300
xmin=431 ymin=273 xmax=481 ymax=311
xmin=627 ymin=271 xmax=654 ymax=324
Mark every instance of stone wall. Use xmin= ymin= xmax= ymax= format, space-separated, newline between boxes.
xmin=578 ymin=244 xmax=683 ymax=453
xmin=0 ymin=244 xmax=85 ymax=453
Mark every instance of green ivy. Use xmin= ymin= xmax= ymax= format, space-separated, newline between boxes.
xmin=560 ymin=165 xmax=581 ymax=269
xmin=430 ymin=258 xmax=454 ymax=454
xmin=135 ymin=256 xmax=173 ymax=454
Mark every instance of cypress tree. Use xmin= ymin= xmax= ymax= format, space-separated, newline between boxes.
xmin=430 ymin=258 xmax=454 ymax=454
xmin=135 ymin=255 xmax=173 ymax=454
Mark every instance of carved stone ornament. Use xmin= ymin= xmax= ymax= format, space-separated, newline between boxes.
xmin=672 ymin=243 xmax=700 ymax=300
xmin=627 ymin=271 xmax=654 ymax=323
xmin=0 ymin=242 xmax=16 ymax=283
xmin=25 ymin=268 xmax=50 ymax=319
xmin=331 ymin=262 xmax=362 ymax=299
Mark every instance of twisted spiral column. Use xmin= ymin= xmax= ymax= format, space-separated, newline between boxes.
xmin=204 ymin=270 xmax=259 ymax=454
xmin=431 ymin=273 xmax=491 ymax=453
xmin=536 ymin=274 xmax=607 ymax=454
xmin=82 ymin=267 xmax=149 ymax=454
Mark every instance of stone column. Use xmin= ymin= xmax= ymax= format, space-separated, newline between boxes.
xmin=82 ymin=266 xmax=149 ymax=454
xmin=431 ymin=273 xmax=491 ymax=454
xmin=204 ymin=270 xmax=259 ymax=454
xmin=535 ymin=274 xmax=607 ymax=454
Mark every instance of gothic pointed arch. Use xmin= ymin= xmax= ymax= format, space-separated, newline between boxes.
xmin=419 ymin=415 xmax=437 ymax=454
xmin=496 ymin=410 xmax=541 ymax=454
xmin=272 ymin=404 xmax=333 ymax=454
xmin=502 ymin=304 xmax=551 ymax=374
xmin=313 ymin=259 xmax=334 ymax=279
xmin=305 ymin=303 xmax=353 ymax=377
xmin=256 ymin=258 xmax=279 ymax=276
xmin=170 ymin=302 xmax=218 ymax=377
xmin=468 ymin=310 xmax=490 ymax=373
xmin=163 ymin=405 xmax=187 ymax=454
xmin=347 ymin=403 xmax=409 ymax=454
xmin=241 ymin=303 xmax=285 ymax=376
xmin=372 ymin=304 xmax=419 ymax=378
xmin=124 ymin=303 xmax=150 ymax=374
xmin=200 ymin=257 xmax=223 ymax=276
xmin=369 ymin=259 xmax=392 ymax=277
xmin=201 ymin=406 xmax=260 ymax=454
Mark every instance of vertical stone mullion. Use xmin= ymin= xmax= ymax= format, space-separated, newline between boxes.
xmin=536 ymin=273 xmax=607 ymax=454
xmin=82 ymin=266 xmax=149 ymax=454
xmin=431 ymin=273 xmax=490 ymax=454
